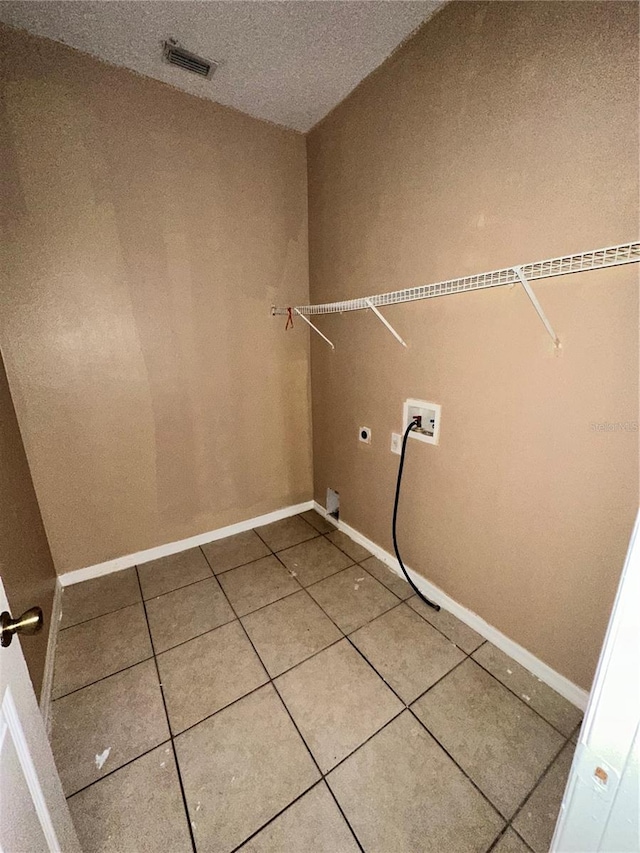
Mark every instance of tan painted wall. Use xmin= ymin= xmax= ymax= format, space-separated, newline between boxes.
xmin=307 ymin=1 xmax=639 ymax=690
xmin=0 ymin=25 xmax=312 ymax=573
xmin=0 ymin=349 xmax=56 ymax=699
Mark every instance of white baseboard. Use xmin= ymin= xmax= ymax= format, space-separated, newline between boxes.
xmin=39 ymin=578 xmax=62 ymax=734
xmin=313 ymin=501 xmax=589 ymax=711
xmin=59 ymin=500 xmax=314 ymax=587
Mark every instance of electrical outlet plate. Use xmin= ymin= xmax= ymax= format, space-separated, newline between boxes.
xmin=403 ymin=399 xmax=441 ymax=445
xmin=359 ymin=426 xmax=372 ymax=444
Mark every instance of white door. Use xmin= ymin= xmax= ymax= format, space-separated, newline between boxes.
xmin=551 ymin=510 xmax=640 ymax=851
xmin=0 ymin=577 xmax=80 ymax=853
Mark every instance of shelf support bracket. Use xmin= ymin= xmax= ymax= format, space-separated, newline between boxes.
xmin=364 ymin=298 xmax=408 ymax=348
xmin=513 ymin=266 xmax=561 ymax=349
xmin=294 ymin=308 xmax=335 ymax=350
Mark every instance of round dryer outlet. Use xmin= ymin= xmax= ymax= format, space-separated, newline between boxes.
xmin=359 ymin=426 xmax=372 ymax=444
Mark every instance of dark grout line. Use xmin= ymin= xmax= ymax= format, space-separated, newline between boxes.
xmin=167 ymin=738 xmax=198 ymax=851
xmin=172 ymin=680 xmax=270 ymax=739
xmin=407 ymin=653 xmax=471 ymax=708
xmin=135 ymin=567 xmax=198 ymax=853
xmin=403 ymin=592 xmax=485 ymax=650
xmin=153 ymin=615 xmax=238 ymax=657
xmin=301 ymin=511 xmax=337 ymax=536
xmin=297 ymin=560 xmax=379 ymax=595
xmin=200 ymin=547 xmax=279 ymax=578
xmin=322 ymin=782 xmax=367 ymax=853
xmin=344 ymin=597 xmax=408 ymax=637
xmin=58 ymin=595 xmax=144 ymax=632
xmin=510 ymin=827 xmax=533 ymax=850
xmin=252 ymin=521 xmax=320 ymax=554
xmin=268 ymin=545 xmax=355 ymax=591
xmin=326 ymin=790 xmax=366 ymax=851
xmin=324 ymin=707 xmax=407 ymax=778
xmin=65 ymin=739 xmax=173 ymax=800
xmin=486 ymin=822 xmax=534 ymax=853
xmin=140 ymin=570 xmax=217 ymax=603
xmin=269 ymin=532 xmax=324 ymax=554
xmin=268 ymin=677 xmax=368 ymax=853
xmin=318 ymin=530 xmax=373 ymax=566
xmin=485 ymin=825 xmax=512 ymax=853
xmin=406 ymin=704 xmax=506 ymax=823
xmin=470 ymin=654 xmax=575 ymax=740
xmin=507 ymin=733 xmax=572 ymax=829
xmin=264 ymin=634 xmax=345 ymax=681
xmin=52 ymin=654 xmax=156 ymax=702
xmin=234 ymin=584 xmax=305 ymax=616
xmin=225 ymin=780 xmax=321 ymax=853
xmin=354 ymin=560 xmax=414 ymax=601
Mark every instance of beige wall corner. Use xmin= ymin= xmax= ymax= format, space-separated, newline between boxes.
xmin=0 ymin=24 xmax=313 ymax=573
xmin=307 ymin=0 xmax=639 ymax=691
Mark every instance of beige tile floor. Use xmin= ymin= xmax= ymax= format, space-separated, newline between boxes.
xmin=51 ymin=512 xmax=583 ymax=853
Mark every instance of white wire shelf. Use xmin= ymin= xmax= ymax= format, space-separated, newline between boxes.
xmin=272 ymin=242 xmax=640 ymax=317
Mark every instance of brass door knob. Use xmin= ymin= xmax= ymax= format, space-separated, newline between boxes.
xmin=1 ymin=607 xmax=43 ymax=647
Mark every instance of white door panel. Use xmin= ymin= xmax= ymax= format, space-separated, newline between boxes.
xmin=0 ymin=578 xmax=80 ymax=853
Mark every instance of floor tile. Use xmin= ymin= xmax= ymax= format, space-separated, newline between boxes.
xmin=201 ymin=530 xmax=270 ymax=574
xmin=157 ymin=620 xmax=268 ymax=734
xmin=217 ymin=555 xmax=301 ymax=616
xmin=238 ymin=782 xmax=360 ymax=853
xmin=411 ymin=659 xmax=564 ymax=818
xmin=325 ymin=530 xmax=371 ymax=563
xmin=277 ymin=537 xmax=353 ymax=587
xmin=512 ymin=741 xmax=575 ymax=853
xmin=145 ymin=576 xmax=235 ymax=653
xmin=175 ymin=684 xmax=319 ymax=853
xmin=408 ymin=595 xmax=484 ymax=653
xmin=53 ymin=603 xmax=152 ymax=699
xmin=350 ymin=604 xmax=465 ymax=703
xmin=359 ymin=555 xmax=412 ymax=600
xmin=307 ymin=566 xmax=399 ymax=634
xmin=299 ymin=510 xmax=336 ymax=534
xmin=256 ymin=516 xmax=318 ymax=551
xmin=137 ymin=547 xmax=212 ymax=600
xmin=328 ymin=711 xmax=504 ymax=853
xmin=492 ymin=829 xmax=533 ymax=853
xmin=68 ymin=743 xmax=191 ymax=853
xmin=242 ymin=590 xmax=342 ymax=677
xmin=275 ymin=639 xmax=402 ymax=773
xmin=472 ymin=643 xmax=582 ymax=737
xmin=51 ymin=659 xmax=169 ymax=796
xmin=60 ymin=568 xmax=141 ymax=629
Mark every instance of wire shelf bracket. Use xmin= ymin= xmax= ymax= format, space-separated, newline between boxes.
xmin=294 ymin=308 xmax=335 ymax=350
xmin=364 ymin=298 xmax=408 ymax=348
xmin=273 ymin=243 xmax=639 ymax=350
xmin=513 ymin=266 xmax=561 ymax=349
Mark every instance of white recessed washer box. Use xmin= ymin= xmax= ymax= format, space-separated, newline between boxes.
xmin=403 ymin=399 xmax=441 ymax=445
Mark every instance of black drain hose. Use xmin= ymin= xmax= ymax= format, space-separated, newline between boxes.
xmin=392 ymin=419 xmax=440 ymax=611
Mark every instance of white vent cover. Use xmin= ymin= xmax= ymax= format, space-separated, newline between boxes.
xmin=162 ymin=41 xmax=217 ymax=79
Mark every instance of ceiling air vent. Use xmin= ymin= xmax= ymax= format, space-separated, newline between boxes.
xmin=163 ymin=41 xmax=217 ymax=79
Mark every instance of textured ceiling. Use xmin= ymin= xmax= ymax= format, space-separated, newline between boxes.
xmin=0 ymin=1 xmax=445 ymax=131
